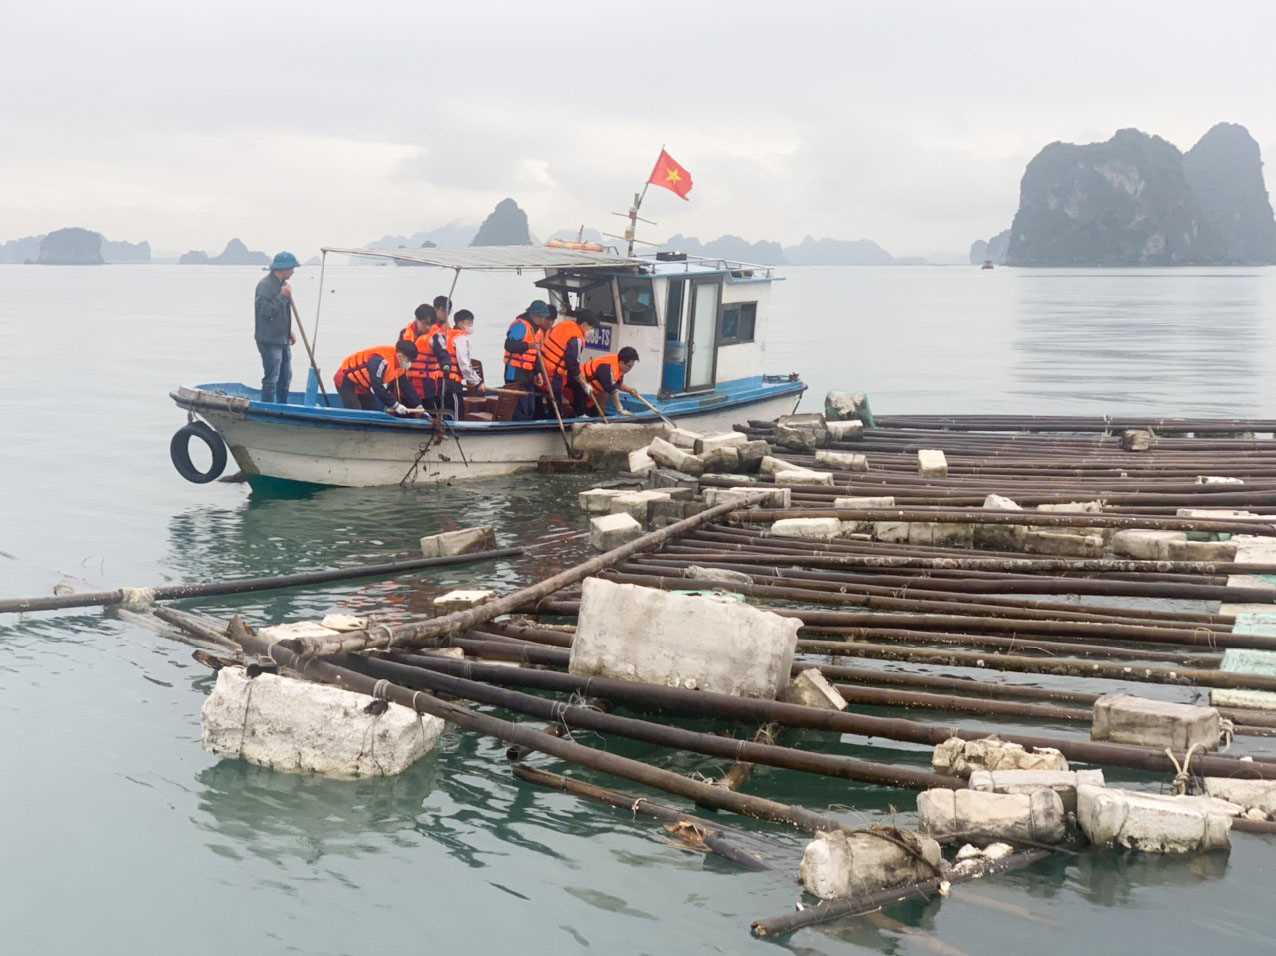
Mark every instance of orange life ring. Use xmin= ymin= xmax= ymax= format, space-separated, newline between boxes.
xmin=546 ymin=238 xmax=605 ymax=253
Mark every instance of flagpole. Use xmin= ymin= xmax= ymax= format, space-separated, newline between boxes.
xmin=626 ymin=145 xmax=664 ymax=256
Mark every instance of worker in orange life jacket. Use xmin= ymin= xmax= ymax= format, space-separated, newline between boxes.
xmin=333 ymin=340 xmax=423 ymax=414
xmin=417 ymin=294 xmax=453 ymax=410
xmin=540 ymin=308 xmax=599 ymax=417
xmin=503 ymin=299 xmax=553 ymax=420
xmin=398 ymin=302 xmax=436 ymax=406
xmin=581 ymin=347 xmax=641 ymax=417
xmin=440 ymin=309 xmax=484 ymax=420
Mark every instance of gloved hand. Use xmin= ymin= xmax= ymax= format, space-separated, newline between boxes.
xmin=620 ymin=408 xmax=633 ymax=417
xmin=389 ymin=402 xmax=409 ymax=415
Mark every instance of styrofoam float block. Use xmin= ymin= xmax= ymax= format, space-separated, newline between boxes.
xmin=771 ymin=517 xmax=842 ymax=541
xmin=932 ymin=736 xmax=1068 ymax=776
xmin=704 ymin=486 xmax=790 ymax=508
xmin=1077 ymin=784 xmax=1234 ymax=853
xmin=917 ymin=788 xmax=1067 ymax=843
xmin=1211 ymin=647 xmax=1276 ymax=710
xmin=1023 ymin=530 xmax=1103 ymax=558
xmin=609 ymin=490 xmax=672 ymax=524
xmin=627 ymin=447 xmax=655 ymax=476
xmin=759 ymin=455 xmax=803 ymax=476
xmin=590 ymin=512 xmax=643 ymax=550
xmin=578 ymin=488 xmax=629 ymax=514
xmin=814 ymin=450 xmax=867 ymax=471
xmin=784 ymin=668 xmax=847 ymax=710
xmin=201 ymin=667 xmax=443 ymax=777
xmin=968 ymin=768 xmax=1105 ymax=813
xmin=693 ymin=432 xmax=747 ymax=455
xmin=773 ymin=468 xmax=835 ymax=487
xmin=420 ymin=526 xmax=496 ymax=557
xmin=917 ymin=449 xmax=947 ymax=477
xmin=568 ymin=578 xmax=799 ymax=699
xmin=800 ymin=829 xmax=941 ymax=900
xmin=1092 ymin=693 xmax=1220 ymax=751
xmin=433 ymin=589 xmax=494 ymax=613
xmin=1111 ymin=529 xmax=1186 ymax=560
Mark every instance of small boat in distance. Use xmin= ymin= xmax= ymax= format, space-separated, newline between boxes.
xmin=981 ymin=259 xmax=995 ymax=270
xmin=170 ymin=244 xmax=805 ymax=487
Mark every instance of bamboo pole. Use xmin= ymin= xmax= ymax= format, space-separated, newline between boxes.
xmin=0 ymin=547 xmax=523 ymax=614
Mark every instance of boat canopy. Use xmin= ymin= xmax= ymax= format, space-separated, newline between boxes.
xmin=321 ymin=245 xmax=643 ymax=272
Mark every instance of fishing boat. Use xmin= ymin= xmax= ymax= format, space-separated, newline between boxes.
xmin=170 ymin=244 xmax=806 ymax=487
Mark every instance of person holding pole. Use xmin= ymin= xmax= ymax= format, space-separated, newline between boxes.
xmin=254 ymin=251 xmax=299 ymax=403
xmin=581 ymin=347 xmax=640 ymax=417
xmin=540 ymin=307 xmax=598 ymax=418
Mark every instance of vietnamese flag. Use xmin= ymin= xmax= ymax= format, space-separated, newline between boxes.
xmin=648 ymin=149 xmax=693 ymax=200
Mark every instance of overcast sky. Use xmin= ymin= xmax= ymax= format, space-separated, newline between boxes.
xmin=4 ymin=0 xmax=1275 ymax=258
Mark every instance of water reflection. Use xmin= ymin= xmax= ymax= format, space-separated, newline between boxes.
xmin=1012 ymin=270 xmax=1269 ymax=415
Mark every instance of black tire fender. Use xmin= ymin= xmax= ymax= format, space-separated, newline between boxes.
xmin=170 ymin=421 xmax=228 ymax=484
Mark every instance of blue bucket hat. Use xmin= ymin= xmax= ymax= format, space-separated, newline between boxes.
xmin=527 ymin=299 xmax=551 ymax=318
xmin=270 ymin=251 xmax=300 ymax=271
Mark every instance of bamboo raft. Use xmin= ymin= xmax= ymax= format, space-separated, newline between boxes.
xmin=20 ymin=408 xmax=1276 ymax=940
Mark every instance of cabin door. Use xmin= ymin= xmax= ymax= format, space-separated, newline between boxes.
xmin=684 ymin=278 xmax=721 ymax=392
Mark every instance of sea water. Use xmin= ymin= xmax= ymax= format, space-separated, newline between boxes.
xmin=2 ymin=264 xmax=1275 ymax=955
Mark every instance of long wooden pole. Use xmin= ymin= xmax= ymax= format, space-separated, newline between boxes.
xmin=289 ymin=297 xmax=331 ymax=407
xmin=537 ymin=350 xmax=576 ymax=458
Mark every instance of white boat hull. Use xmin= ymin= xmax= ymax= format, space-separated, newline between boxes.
xmin=199 ymin=392 xmax=801 ymax=487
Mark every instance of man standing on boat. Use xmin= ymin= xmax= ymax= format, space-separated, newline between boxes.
xmin=503 ymin=299 xmax=552 ymax=420
xmin=441 ymin=309 xmax=483 ymax=419
xmin=254 ymin=251 xmax=299 ymax=403
xmin=421 ymin=295 xmax=453 ymax=410
xmin=540 ymin=307 xmax=598 ymax=417
xmin=399 ymin=303 xmax=436 ymax=409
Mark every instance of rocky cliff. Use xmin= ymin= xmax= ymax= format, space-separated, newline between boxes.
xmin=179 ymin=238 xmax=270 ymax=265
xmin=470 ymin=198 xmax=532 ymax=246
xmin=1005 ymin=124 xmax=1276 ymax=266
xmin=38 ymin=228 xmax=104 ymax=265
xmin=0 ymin=235 xmax=44 ymax=263
xmin=1183 ymin=123 xmax=1276 ymax=264
xmin=660 ymin=233 xmax=906 ymax=266
xmin=968 ymin=229 xmax=1010 ymax=265
xmin=102 ymin=239 xmax=151 ymax=263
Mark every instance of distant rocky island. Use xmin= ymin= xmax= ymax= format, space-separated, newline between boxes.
xmin=0 ymin=227 xmax=151 ymax=264
xmin=975 ymin=122 xmax=1276 ymax=266
xmin=470 ymin=198 xmax=533 ymax=246
xmin=179 ymin=238 xmax=271 ymax=266
xmin=660 ymin=233 xmax=921 ymax=266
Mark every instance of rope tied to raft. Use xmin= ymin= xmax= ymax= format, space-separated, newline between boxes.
xmin=1219 ymin=718 xmax=1235 ymax=753
xmin=1165 ymin=744 xmax=1201 ymax=795
xmin=369 ymin=622 xmax=396 ymax=650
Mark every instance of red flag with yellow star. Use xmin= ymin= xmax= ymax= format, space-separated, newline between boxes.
xmin=648 ymin=149 xmax=693 ymax=200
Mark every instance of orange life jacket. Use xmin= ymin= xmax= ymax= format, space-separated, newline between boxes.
xmin=582 ymin=354 xmax=625 ymax=396
xmin=444 ymin=327 xmax=468 ymax=385
xmin=540 ymin=319 xmax=585 ymax=380
xmin=400 ymin=320 xmax=432 ymax=384
xmin=422 ymin=322 xmax=449 ymax=382
xmin=335 ymin=345 xmax=405 ymax=396
xmin=503 ymin=316 xmax=542 ymax=373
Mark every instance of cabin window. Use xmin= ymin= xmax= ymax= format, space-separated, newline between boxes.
xmin=719 ymin=302 xmax=757 ymax=345
xmin=618 ymin=276 xmax=658 ymax=326
xmin=665 ymin=279 xmax=685 ymax=342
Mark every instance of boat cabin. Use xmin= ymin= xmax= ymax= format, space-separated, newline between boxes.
xmin=537 ymin=252 xmax=779 ymax=399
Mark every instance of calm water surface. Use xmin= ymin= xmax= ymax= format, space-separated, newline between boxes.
xmin=2 ymin=264 xmax=1275 ymax=955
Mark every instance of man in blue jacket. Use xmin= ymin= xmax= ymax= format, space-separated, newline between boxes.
xmin=255 ymin=251 xmax=299 ymax=403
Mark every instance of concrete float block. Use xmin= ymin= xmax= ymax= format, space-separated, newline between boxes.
xmin=814 ymin=449 xmax=868 ymax=471
xmin=1111 ymin=529 xmax=1187 ymax=560
xmin=568 ymin=578 xmax=799 ymax=698
xmin=737 ymin=439 xmax=769 ymax=473
xmin=573 ymin=421 xmax=666 ymax=454
xmin=824 ymin=391 xmax=868 ymax=422
xmin=932 ymin=736 xmax=1069 ymax=776
xmin=627 ymin=447 xmax=655 ymax=476
xmin=908 ymin=521 xmax=975 ymax=548
xmin=1092 ymin=693 xmax=1221 ymax=751
xmin=201 ymin=666 xmax=443 ymax=778
xmin=759 ymin=455 xmax=803 ymax=477
xmin=433 ymin=589 xmax=494 ymax=614
xmin=578 ymin=488 xmax=630 ymax=514
xmin=1197 ymin=476 xmax=1245 ymax=486
xmin=826 ymin=419 xmax=865 ymax=441
xmin=693 ymin=432 xmax=747 ymax=455
xmin=783 ymin=668 xmax=848 ymax=710
xmin=917 ymin=449 xmax=948 ymax=478
xmin=1037 ymin=500 xmax=1104 ymax=514
xmin=646 ymin=437 xmax=704 ymax=477
xmin=590 ymin=512 xmax=643 ymax=551
xmin=686 ymin=565 xmax=754 ymax=586
xmin=1122 ymin=428 xmax=1153 ymax=451
xmin=835 ymin=496 xmax=896 ymax=509
xmin=774 ymin=424 xmax=823 ymax=453
xmin=1165 ymin=539 xmax=1237 ymax=562
xmin=1202 ymin=778 xmax=1276 ymax=817
xmin=647 ymin=468 xmax=700 ymax=492
xmin=799 ymin=829 xmax=942 ymax=900
xmin=1077 ymin=784 xmax=1233 ymax=853
xmin=704 ymin=486 xmax=790 ymax=509
xmin=664 ymin=426 xmax=703 ymax=449
xmin=700 ymin=446 xmax=740 ymax=473
xmin=1023 ymin=530 xmax=1103 ymax=558
xmin=968 ymin=769 xmax=1105 ymax=813
xmin=647 ymin=498 xmax=690 ymax=528
xmin=917 ymin=788 xmax=1067 ymax=843
xmin=419 ymin=526 xmax=497 ymax=557
xmin=772 ymin=517 xmax=842 ymax=541
xmin=773 ymin=468 xmax=835 ymax=487
xmin=609 ymin=490 xmax=673 ymax=525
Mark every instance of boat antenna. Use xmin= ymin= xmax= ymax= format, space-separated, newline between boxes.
xmin=614 ymin=145 xmax=663 ymax=256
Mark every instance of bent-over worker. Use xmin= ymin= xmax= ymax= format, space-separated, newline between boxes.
xmin=333 ymin=340 xmax=421 ymax=413
xmin=254 ymin=251 xmax=299 ymax=403
xmin=582 ymin=347 xmax=641 ymax=417
xmin=442 ymin=309 xmax=483 ymax=419
xmin=503 ymin=299 xmax=553 ymax=420
xmin=540 ymin=308 xmax=598 ymax=417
